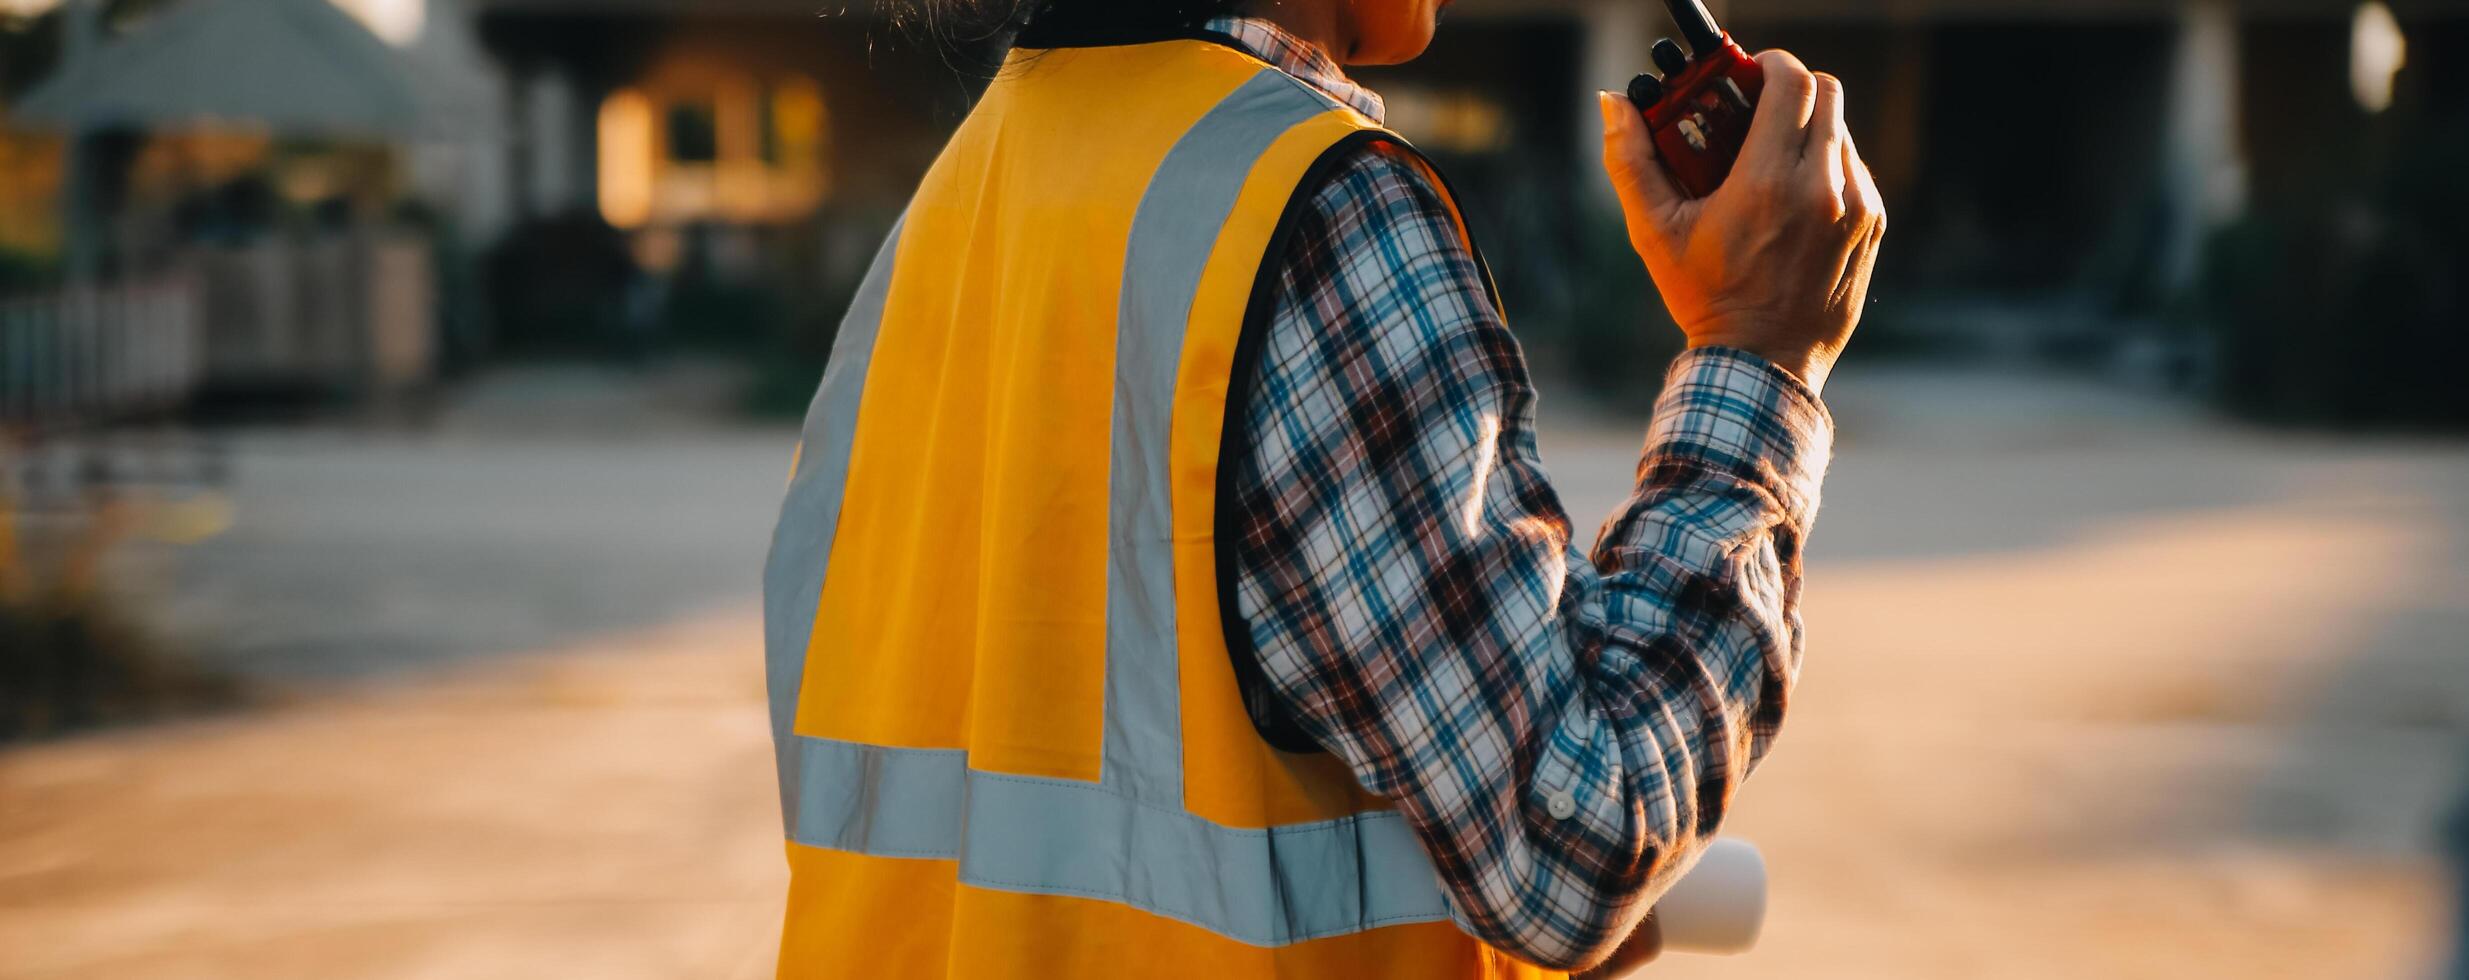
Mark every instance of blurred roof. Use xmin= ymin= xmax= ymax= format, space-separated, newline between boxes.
xmin=11 ymin=0 xmax=440 ymax=136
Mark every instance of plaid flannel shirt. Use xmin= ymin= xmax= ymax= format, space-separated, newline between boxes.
xmin=1208 ymin=17 xmax=1837 ymax=970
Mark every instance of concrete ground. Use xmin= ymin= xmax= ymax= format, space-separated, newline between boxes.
xmin=1 ymin=363 xmax=2463 ymax=978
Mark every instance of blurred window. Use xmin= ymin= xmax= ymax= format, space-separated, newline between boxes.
xmin=666 ymin=101 xmax=719 ymax=164
xmin=597 ymin=76 xmax=830 ymax=228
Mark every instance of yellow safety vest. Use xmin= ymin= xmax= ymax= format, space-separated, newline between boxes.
xmin=763 ymin=35 xmax=1556 ymax=979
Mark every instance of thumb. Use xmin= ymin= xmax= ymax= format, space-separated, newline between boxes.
xmin=1598 ymin=91 xmax=1683 ymax=244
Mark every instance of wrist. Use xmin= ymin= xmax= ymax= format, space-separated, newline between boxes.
xmin=1686 ymin=339 xmax=1832 ymax=394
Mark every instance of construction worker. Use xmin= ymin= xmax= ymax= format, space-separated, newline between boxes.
xmin=761 ymin=0 xmax=1883 ymax=976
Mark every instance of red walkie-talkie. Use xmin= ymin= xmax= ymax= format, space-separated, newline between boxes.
xmin=1626 ymin=0 xmax=1765 ymax=198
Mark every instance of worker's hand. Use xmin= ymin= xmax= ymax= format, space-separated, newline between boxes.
xmin=1574 ymin=912 xmax=1663 ymax=979
xmin=1598 ymin=50 xmax=1887 ymax=393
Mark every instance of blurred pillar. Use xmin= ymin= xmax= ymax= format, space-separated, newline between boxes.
xmin=1576 ymin=0 xmax=1652 ymax=210
xmin=2452 ymin=778 xmax=2469 ymax=980
xmin=58 ymin=0 xmax=98 ymax=91
xmin=1869 ymin=19 xmax=1931 ymax=216
xmin=58 ymin=0 xmax=102 ymax=284
xmin=2157 ymin=0 xmax=2248 ymax=297
xmin=404 ymin=0 xmax=516 ymax=247
xmin=503 ymin=61 xmax=533 ymax=222
xmin=524 ymin=69 xmax=583 ymax=217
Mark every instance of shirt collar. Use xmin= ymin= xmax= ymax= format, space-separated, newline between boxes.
xmin=1202 ymin=16 xmax=1386 ymax=124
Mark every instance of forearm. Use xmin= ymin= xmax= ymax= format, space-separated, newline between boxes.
xmin=1593 ymin=345 xmax=1832 ymax=781
xmin=1553 ymin=347 xmax=1832 ymax=954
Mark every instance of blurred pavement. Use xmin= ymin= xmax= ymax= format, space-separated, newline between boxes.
xmin=2 ymin=363 xmax=2464 ymax=978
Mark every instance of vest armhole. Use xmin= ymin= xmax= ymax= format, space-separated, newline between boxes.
xmin=1390 ymin=145 xmax=1506 ymax=318
xmin=1214 ymin=128 xmax=1498 ymax=757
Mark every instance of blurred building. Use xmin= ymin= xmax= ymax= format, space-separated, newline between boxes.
xmin=464 ymin=0 xmax=965 ymax=332
xmin=2 ymin=0 xmax=2463 ymax=423
xmin=1402 ymin=1 xmax=2465 ymax=365
xmin=420 ymin=0 xmax=2469 ymax=326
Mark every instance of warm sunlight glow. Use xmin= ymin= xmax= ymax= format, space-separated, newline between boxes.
xmin=2350 ymin=2 xmax=2407 ymax=113
xmin=598 ymin=89 xmax=655 ymax=229
xmin=1382 ymin=88 xmax=1511 ymax=154
xmin=769 ymin=78 xmax=833 ymax=204
xmin=331 ymin=0 xmax=424 ymax=47
xmin=770 ymin=80 xmax=830 ymax=178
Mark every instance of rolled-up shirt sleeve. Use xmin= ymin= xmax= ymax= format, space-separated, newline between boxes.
xmin=1226 ymin=143 xmax=1835 ymax=970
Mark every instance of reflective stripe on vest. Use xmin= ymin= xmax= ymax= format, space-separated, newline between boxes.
xmin=763 ymin=37 xmax=1553 ymax=980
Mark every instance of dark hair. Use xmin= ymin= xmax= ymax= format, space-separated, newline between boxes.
xmin=896 ymin=0 xmax=1247 ymax=46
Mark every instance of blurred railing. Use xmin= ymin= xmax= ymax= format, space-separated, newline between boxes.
xmin=0 ymin=278 xmax=203 ymax=427
xmin=189 ymin=235 xmax=436 ymax=397
xmin=0 ymin=235 xmax=441 ymax=430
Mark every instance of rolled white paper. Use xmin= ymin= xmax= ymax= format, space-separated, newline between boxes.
xmin=1655 ymin=838 xmax=1767 ymax=955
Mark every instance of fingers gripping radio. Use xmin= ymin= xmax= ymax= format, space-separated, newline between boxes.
xmin=1625 ymin=0 xmax=1766 ymax=198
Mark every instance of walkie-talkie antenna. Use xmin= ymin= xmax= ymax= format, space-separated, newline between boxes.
xmin=1662 ymin=0 xmax=1726 ymax=55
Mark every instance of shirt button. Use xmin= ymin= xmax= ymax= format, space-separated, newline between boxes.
xmin=1546 ymin=790 xmax=1578 ymax=820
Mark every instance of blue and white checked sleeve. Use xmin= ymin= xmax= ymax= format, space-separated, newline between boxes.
xmin=1225 ymin=142 xmax=1834 ymax=970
